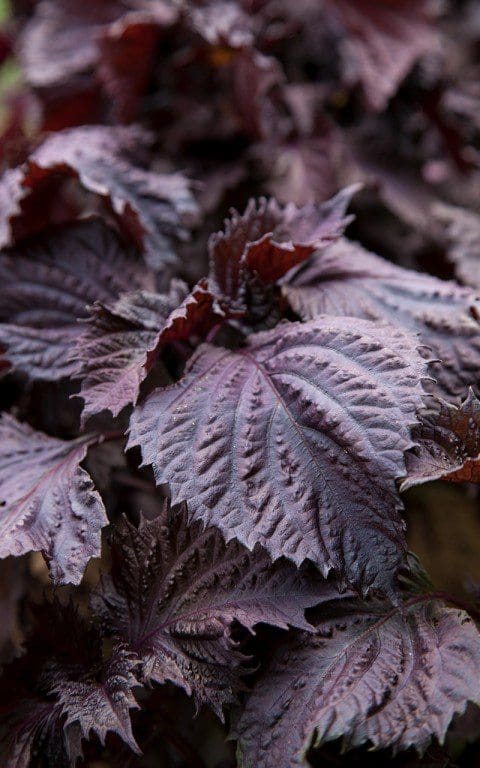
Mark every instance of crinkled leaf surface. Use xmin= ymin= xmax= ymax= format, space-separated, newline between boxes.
xmin=283 ymin=238 xmax=480 ymax=400
xmin=208 ymin=186 xmax=357 ymax=314
xmin=92 ymin=504 xmax=320 ymax=717
xmin=74 ymin=278 xmax=224 ymax=422
xmin=0 ymin=600 xmax=139 ymax=767
xmin=129 ymin=317 xmax=429 ymax=594
xmin=57 ymin=644 xmax=140 ymax=765
xmin=402 ymin=390 xmax=480 ymax=490
xmin=323 ymin=0 xmax=438 ymax=110
xmin=0 ymin=219 xmax=152 ymax=381
xmin=0 ymin=414 xmax=107 ymax=584
xmin=235 ymin=593 xmax=480 ymax=768
xmin=74 ymin=281 xmax=188 ymax=423
xmin=25 ymin=124 xmax=198 ymax=271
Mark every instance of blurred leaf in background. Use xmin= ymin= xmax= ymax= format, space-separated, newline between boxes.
xmin=0 ymin=0 xmax=38 ymax=167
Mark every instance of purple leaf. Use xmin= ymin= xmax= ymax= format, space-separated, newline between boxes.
xmin=208 ymin=186 xmax=358 ymax=315
xmin=4 ymin=124 xmax=199 ymax=271
xmin=0 ymin=414 xmax=107 ymax=584
xmin=92 ymin=503 xmax=320 ymax=718
xmin=260 ymin=134 xmax=344 ymax=209
xmin=18 ymin=0 xmax=125 ymax=89
xmin=322 ymin=0 xmax=439 ymax=111
xmin=0 ymin=157 xmax=80 ymax=249
xmin=0 ymin=600 xmax=139 ymax=767
xmin=434 ymin=203 xmax=480 ymax=290
xmin=74 ymin=278 xmax=224 ymax=423
xmin=402 ymin=389 xmax=480 ymax=490
xmin=0 ymin=219 xmax=153 ymax=381
xmin=97 ymin=3 xmax=179 ymax=123
xmin=254 ymin=84 xmax=345 ymax=207
xmin=73 ymin=282 xmax=189 ymax=423
xmin=57 ymin=644 xmax=140 ymax=765
xmin=128 ymin=317 xmax=429 ymax=594
xmin=19 ymin=0 xmax=179 ymax=125
xmin=283 ymin=238 xmax=480 ymax=400
xmin=154 ymin=277 xmax=225 ymax=344
xmin=231 ymin=49 xmax=284 ymax=141
xmin=234 ymin=593 xmax=480 ymax=767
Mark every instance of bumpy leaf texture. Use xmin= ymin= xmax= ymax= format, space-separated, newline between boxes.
xmin=55 ymin=645 xmax=140 ymax=765
xmin=235 ymin=591 xmax=480 ymax=768
xmin=322 ymin=0 xmax=438 ymax=111
xmin=282 ymin=238 xmax=480 ymax=400
xmin=73 ymin=282 xmax=188 ymax=423
xmin=208 ymin=186 xmax=358 ymax=315
xmin=402 ymin=390 xmax=480 ymax=490
xmin=92 ymin=503 xmax=320 ymax=718
xmin=129 ymin=317 xmax=429 ymax=595
xmin=74 ymin=278 xmax=225 ymax=423
xmin=0 ymin=600 xmax=139 ymax=767
xmin=434 ymin=203 xmax=480 ymax=291
xmin=0 ymin=219 xmax=153 ymax=381
xmin=0 ymin=414 xmax=107 ymax=584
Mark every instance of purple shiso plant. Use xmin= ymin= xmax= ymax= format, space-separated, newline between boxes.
xmin=1 ymin=1 xmax=480 ymax=766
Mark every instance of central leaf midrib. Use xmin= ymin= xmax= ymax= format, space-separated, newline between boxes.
xmin=240 ymin=348 xmax=331 ymax=563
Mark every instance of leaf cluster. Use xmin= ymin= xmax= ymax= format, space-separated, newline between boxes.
xmin=1 ymin=2 xmax=480 ymax=767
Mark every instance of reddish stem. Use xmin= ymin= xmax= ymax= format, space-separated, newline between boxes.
xmin=205 ymin=321 xmax=224 ymax=344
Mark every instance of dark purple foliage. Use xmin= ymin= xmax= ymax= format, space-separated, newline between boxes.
xmin=92 ymin=502 xmax=321 ymax=718
xmin=402 ymin=390 xmax=480 ymax=490
xmin=207 ymin=186 xmax=358 ymax=316
xmin=435 ymin=204 xmax=480 ymax=291
xmin=234 ymin=589 xmax=480 ymax=767
xmin=0 ymin=219 xmax=154 ymax=380
xmin=1 ymin=1 xmax=480 ymax=767
xmin=282 ymin=238 xmax=480 ymax=400
xmin=0 ymin=600 xmax=140 ymax=766
xmin=73 ymin=282 xmax=189 ymax=423
xmin=320 ymin=0 xmax=438 ymax=111
xmin=0 ymin=414 xmax=107 ymax=584
xmin=0 ymin=126 xmax=198 ymax=272
xmin=128 ymin=317 xmax=428 ymax=595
